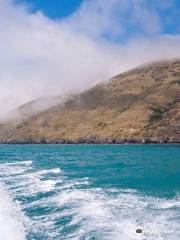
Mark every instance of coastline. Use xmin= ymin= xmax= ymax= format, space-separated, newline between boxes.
xmin=0 ymin=139 xmax=179 ymax=144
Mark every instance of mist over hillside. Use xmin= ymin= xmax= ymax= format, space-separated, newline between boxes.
xmin=0 ymin=0 xmax=180 ymax=120
xmin=0 ymin=59 xmax=179 ymax=143
xmin=0 ymin=0 xmax=180 ymax=143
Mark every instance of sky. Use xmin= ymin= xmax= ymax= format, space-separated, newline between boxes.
xmin=16 ymin=0 xmax=84 ymax=19
xmin=16 ymin=0 xmax=180 ymax=39
xmin=0 ymin=0 xmax=180 ymax=121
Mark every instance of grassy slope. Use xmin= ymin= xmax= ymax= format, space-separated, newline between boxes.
xmin=0 ymin=59 xmax=180 ymax=143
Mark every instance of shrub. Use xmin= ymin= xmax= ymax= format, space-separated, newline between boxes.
xmin=149 ymin=108 xmax=163 ymax=123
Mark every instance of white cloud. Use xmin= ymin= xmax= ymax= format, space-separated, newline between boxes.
xmin=66 ymin=0 xmax=163 ymax=39
xmin=0 ymin=0 xmax=180 ymax=120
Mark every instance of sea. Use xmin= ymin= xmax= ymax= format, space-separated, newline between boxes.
xmin=0 ymin=144 xmax=179 ymax=240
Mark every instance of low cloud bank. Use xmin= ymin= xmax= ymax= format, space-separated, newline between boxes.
xmin=0 ymin=0 xmax=180 ymax=121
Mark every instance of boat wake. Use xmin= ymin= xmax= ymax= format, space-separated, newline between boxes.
xmin=0 ymin=160 xmax=179 ymax=240
xmin=0 ymin=184 xmax=26 ymax=240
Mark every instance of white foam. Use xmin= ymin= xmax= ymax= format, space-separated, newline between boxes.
xmin=11 ymin=160 xmax=32 ymax=165
xmin=0 ymin=161 xmax=32 ymax=176
xmin=53 ymin=188 xmax=180 ymax=240
xmin=0 ymin=160 xmax=179 ymax=240
xmin=156 ymin=200 xmax=180 ymax=209
xmin=10 ymin=178 xmax=57 ymax=195
xmin=0 ymin=160 xmax=32 ymax=166
xmin=37 ymin=179 xmax=56 ymax=192
xmin=37 ymin=168 xmax=61 ymax=175
xmin=58 ymin=178 xmax=89 ymax=190
xmin=0 ymin=184 xmax=26 ymax=240
xmin=0 ymin=166 xmax=28 ymax=176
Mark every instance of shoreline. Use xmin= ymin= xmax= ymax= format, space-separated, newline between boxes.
xmin=0 ymin=139 xmax=179 ymax=145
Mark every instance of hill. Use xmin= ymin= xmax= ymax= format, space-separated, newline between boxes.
xmin=0 ymin=59 xmax=180 ymax=143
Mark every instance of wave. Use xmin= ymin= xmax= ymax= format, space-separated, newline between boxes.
xmin=0 ymin=160 xmax=179 ymax=240
xmin=0 ymin=161 xmax=32 ymax=176
xmin=2 ymin=160 xmax=33 ymax=166
xmin=50 ymin=188 xmax=180 ymax=240
xmin=36 ymin=168 xmax=61 ymax=175
xmin=0 ymin=184 xmax=26 ymax=240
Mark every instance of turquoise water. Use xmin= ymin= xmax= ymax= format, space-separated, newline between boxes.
xmin=0 ymin=144 xmax=179 ymax=240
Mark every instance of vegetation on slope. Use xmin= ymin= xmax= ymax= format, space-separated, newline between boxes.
xmin=0 ymin=59 xmax=180 ymax=143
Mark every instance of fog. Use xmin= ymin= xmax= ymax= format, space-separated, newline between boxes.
xmin=0 ymin=0 xmax=180 ymax=121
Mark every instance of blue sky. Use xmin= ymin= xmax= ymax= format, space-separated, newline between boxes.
xmin=15 ymin=0 xmax=180 ymax=43
xmin=16 ymin=0 xmax=83 ymax=19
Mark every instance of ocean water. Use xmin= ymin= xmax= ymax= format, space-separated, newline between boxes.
xmin=0 ymin=144 xmax=179 ymax=240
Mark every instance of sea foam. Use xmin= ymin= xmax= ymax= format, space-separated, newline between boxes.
xmin=0 ymin=155 xmax=179 ymax=240
xmin=0 ymin=184 xmax=26 ymax=240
